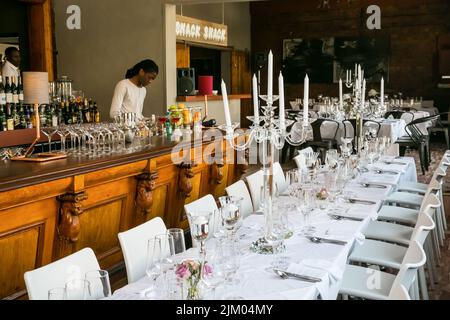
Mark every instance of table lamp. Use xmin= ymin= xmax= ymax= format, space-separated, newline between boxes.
xmin=12 ymin=72 xmax=67 ymax=162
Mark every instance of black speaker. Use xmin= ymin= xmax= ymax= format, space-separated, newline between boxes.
xmin=254 ymin=52 xmax=267 ymax=70
xmin=177 ymin=68 xmax=196 ymax=96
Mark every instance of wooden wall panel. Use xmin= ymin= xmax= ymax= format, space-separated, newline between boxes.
xmin=0 ymin=227 xmax=40 ymax=299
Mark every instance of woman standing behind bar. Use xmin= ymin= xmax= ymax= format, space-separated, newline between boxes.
xmin=110 ymin=59 xmax=158 ymax=120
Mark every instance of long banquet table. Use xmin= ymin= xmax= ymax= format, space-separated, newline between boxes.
xmin=110 ymin=156 xmax=417 ymax=300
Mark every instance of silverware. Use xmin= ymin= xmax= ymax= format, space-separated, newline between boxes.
xmin=273 ymin=268 xmax=322 ymax=283
xmin=328 ymin=214 xmax=363 ymax=222
xmin=306 ymin=236 xmax=348 ymax=246
xmin=347 ymin=198 xmax=377 ymax=205
xmin=374 ymin=169 xmax=399 ymax=175
xmin=361 ymin=183 xmax=387 ymax=189
xmin=384 ymin=161 xmax=407 ymax=166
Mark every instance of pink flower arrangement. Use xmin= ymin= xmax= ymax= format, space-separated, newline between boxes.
xmin=175 ymin=259 xmax=213 ymax=300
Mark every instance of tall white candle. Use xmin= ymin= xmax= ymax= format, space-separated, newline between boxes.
xmin=267 ymin=50 xmax=273 ymax=103
xmin=380 ymin=77 xmax=384 ymax=109
xmin=252 ymin=74 xmax=259 ymax=124
xmin=339 ymin=78 xmax=343 ymax=110
xmin=278 ymin=72 xmax=285 ymax=130
xmin=221 ymin=79 xmax=232 ymax=127
xmin=303 ymin=74 xmax=309 ymax=126
xmin=346 ymin=70 xmax=349 ymax=83
xmin=362 ymin=79 xmax=366 ymax=107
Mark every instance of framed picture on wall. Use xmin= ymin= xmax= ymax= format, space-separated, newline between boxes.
xmin=282 ymin=35 xmax=390 ymax=84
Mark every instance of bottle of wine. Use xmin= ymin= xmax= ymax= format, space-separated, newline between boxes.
xmin=93 ymin=102 xmax=100 ymax=123
xmin=5 ymin=77 xmax=12 ymax=106
xmin=0 ymin=76 xmax=6 ymax=107
xmin=18 ymin=104 xmax=26 ymax=129
xmin=83 ymin=98 xmax=91 ymax=123
xmin=71 ymin=101 xmax=78 ymax=124
xmin=30 ymin=105 xmax=36 ymax=128
xmin=0 ymin=106 xmax=7 ymax=131
xmin=18 ymin=76 xmax=24 ymax=103
xmin=25 ymin=105 xmax=33 ymax=129
xmin=39 ymin=105 xmax=47 ymax=128
xmin=6 ymin=104 xmax=14 ymax=131
xmin=11 ymin=76 xmax=19 ymax=106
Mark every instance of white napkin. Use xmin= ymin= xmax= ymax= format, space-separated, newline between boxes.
xmin=370 ymin=163 xmax=407 ymax=173
xmin=361 ymin=172 xmax=400 ymax=185
xmin=286 ymin=259 xmax=344 ymax=300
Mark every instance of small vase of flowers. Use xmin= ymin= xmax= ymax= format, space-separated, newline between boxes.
xmin=175 ymin=259 xmax=212 ymax=300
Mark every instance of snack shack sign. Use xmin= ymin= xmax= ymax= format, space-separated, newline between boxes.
xmin=176 ymin=15 xmax=228 ymax=47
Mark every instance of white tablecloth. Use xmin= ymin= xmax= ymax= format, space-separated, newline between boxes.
xmin=110 ymin=158 xmax=418 ymax=300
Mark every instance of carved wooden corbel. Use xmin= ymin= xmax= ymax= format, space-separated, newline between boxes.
xmin=178 ymin=163 xmax=195 ymax=198
xmin=135 ymin=172 xmax=159 ymax=216
xmin=57 ymin=191 xmax=88 ymax=243
xmin=211 ymin=162 xmax=225 ymax=185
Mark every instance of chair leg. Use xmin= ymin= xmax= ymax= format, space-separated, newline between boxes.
xmin=418 ymin=266 xmax=429 ymax=300
xmin=418 ymin=144 xmax=426 ymax=175
xmin=445 ymin=129 xmax=450 ymax=149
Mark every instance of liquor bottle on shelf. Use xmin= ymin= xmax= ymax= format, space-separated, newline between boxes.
xmin=30 ymin=105 xmax=36 ymax=128
xmin=83 ymin=98 xmax=91 ymax=123
xmin=18 ymin=104 xmax=26 ymax=129
xmin=51 ymin=104 xmax=58 ymax=127
xmin=71 ymin=101 xmax=78 ymax=124
xmin=5 ymin=77 xmax=12 ymax=110
xmin=0 ymin=76 xmax=6 ymax=107
xmin=6 ymin=103 xmax=14 ymax=131
xmin=25 ymin=105 xmax=33 ymax=129
xmin=39 ymin=105 xmax=47 ymax=128
xmin=77 ymin=102 xmax=83 ymax=124
xmin=0 ymin=106 xmax=6 ymax=132
xmin=11 ymin=76 xmax=19 ymax=106
xmin=93 ymin=101 xmax=100 ymax=123
xmin=18 ymin=76 xmax=24 ymax=103
xmin=65 ymin=102 xmax=72 ymax=125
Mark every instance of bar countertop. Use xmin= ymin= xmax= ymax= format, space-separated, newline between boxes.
xmin=0 ymin=134 xmax=223 ymax=193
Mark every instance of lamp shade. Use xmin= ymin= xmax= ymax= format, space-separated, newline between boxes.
xmin=23 ymin=72 xmax=49 ymax=105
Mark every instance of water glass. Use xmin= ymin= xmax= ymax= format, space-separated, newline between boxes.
xmin=65 ymin=279 xmax=91 ymax=300
xmin=84 ymin=270 xmax=111 ymax=299
xmin=48 ymin=287 xmax=66 ymax=300
xmin=167 ymin=228 xmax=186 ymax=257
xmin=187 ymin=210 xmax=213 ymax=259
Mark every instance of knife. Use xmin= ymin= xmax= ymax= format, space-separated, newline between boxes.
xmin=347 ymin=198 xmax=377 ymax=205
xmin=328 ymin=213 xmax=364 ymax=222
xmin=273 ymin=268 xmax=322 ymax=283
xmin=307 ymin=236 xmax=348 ymax=246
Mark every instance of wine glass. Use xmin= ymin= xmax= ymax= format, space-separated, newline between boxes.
xmin=84 ymin=270 xmax=111 ymax=300
xmin=186 ymin=211 xmax=213 ymax=260
xmin=41 ymin=126 xmax=58 ymax=153
xmin=155 ymin=233 xmax=176 ymax=276
xmin=145 ymin=238 xmax=162 ymax=288
xmin=56 ymin=125 xmax=70 ymax=153
xmin=201 ymin=251 xmax=226 ymax=300
xmin=219 ymin=196 xmax=243 ymax=240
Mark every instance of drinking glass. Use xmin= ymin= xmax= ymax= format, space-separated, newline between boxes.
xmin=285 ymin=169 xmax=299 ymax=186
xmin=201 ymin=251 xmax=226 ymax=300
xmin=145 ymin=238 xmax=162 ymax=284
xmin=187 ymin=211 xmax=213 ymax=260
xmin=48 ymin=287 xmax=66 ymax=300
xmin=167 ymin=228 xmax=186 ymax=257
xmin=155 ymin=233 xmax=176 ymax=275
xmin=211 ymin=208 xmax=226 ymax=239
xmin=65 ymin=279 xmax=91 ymax=300
xmin=297 ymin=183 xmax=316 ymax=236
xmin=84 ymin=270 xmax=111 ymax=300
xmin=41 ymin=127 xmax=58 ymax=153
xmin=219 ymin=196 xmax=243 ymax=240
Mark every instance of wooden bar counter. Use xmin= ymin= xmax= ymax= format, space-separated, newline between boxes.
xmin=0 ymin=133 xmax=248 ymax=300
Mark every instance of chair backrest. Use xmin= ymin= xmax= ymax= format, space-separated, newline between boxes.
xmin=273 ymin=162 xmax=288 ymax=194
xmin=411 ymin=193 xmax=439 ymax=244
xmin=388 ymin=240 xmax=426 ymax=300
xmin=184 ymin=194 xmax=219 ymax=246
xmin=405 ymin=114 xmax=439 ymax=142
xmin=226 ymin=180 xmax=254 ymax=218
xmin=118 ymin=217 xmax=167 ymax=284
xmin=24 ymin=247 xmax=100 ymax=300
xmin=363 ymin=120 xmax=382 ymax=136
xmin=400 ymin=111 xmax=415 ymax=124
xmin=384 ymin=111 xmax=406 ymax=120
xmin=245 ymin=170 xmax=264 ymax=211
xmin=293 ymin=147 xmax=314 ymax=173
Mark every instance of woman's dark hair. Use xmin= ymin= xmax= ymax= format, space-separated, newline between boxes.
xmin=125 ymin=59 xmax=159 ymax=79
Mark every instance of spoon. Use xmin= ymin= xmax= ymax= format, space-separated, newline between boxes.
xmin=273 ymin=268 xmax=322 ymax=283
xmin=374 ymin=169 xmax=398 ymax=175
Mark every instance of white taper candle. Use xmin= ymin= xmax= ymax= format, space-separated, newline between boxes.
xmin=267 ymin=50 xmax=273 ymax=103
xmin=221 ymin=79 xmax=232 ymax=128
xmin=303 ymin=74 xmax=309 ymax=126
xmin=278 ymin=72 xmax=285 ymax=130
xmin=252 ymin=74 xmax=259 ymax=124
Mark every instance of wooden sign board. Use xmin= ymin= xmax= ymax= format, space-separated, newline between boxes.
xmin=176 ymin=15 xmax=228 ymax=47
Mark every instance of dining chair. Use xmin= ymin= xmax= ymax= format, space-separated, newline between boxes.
xmin=118 ymin=217 xmax=167 ymax=284
xmin=184 ymin=194 xmax=219 ymax=246
xmin=273 ymin=162 xmax=288 ymax=194
xmin=293 ymin=147 xmax=314 ymax=174
xmin=226 ymin=180 xmax=254 ymax=218
xmin=339 ymin=240 xmax=426 ymax=300
xmin=245 ymin=170 xmax=264 ymax=212
xmin=24 ymin=247 xmax=100 ymax=300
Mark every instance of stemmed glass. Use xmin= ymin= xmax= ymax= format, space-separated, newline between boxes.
xmin=187 ymin=211 xmax=213 ymax=261
xmin=219 ymin=196 xmax=243 ymax=240
xmin=84 ymin=270 xmax=111 ymax=300
xmin=167 ymin=228 xmax=186 ymax=258
xmin=296 ymin=182 xmax=317 ymax=236
xmin=56 ymin=125 xmax=70 ymax=153
xmin=201 ymin=251 xmax=226 ymax=300
xmin=41 ymin=127 xmax=58 ymax=153
xmin=155 ymin=233 xmax=176 ymax=277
